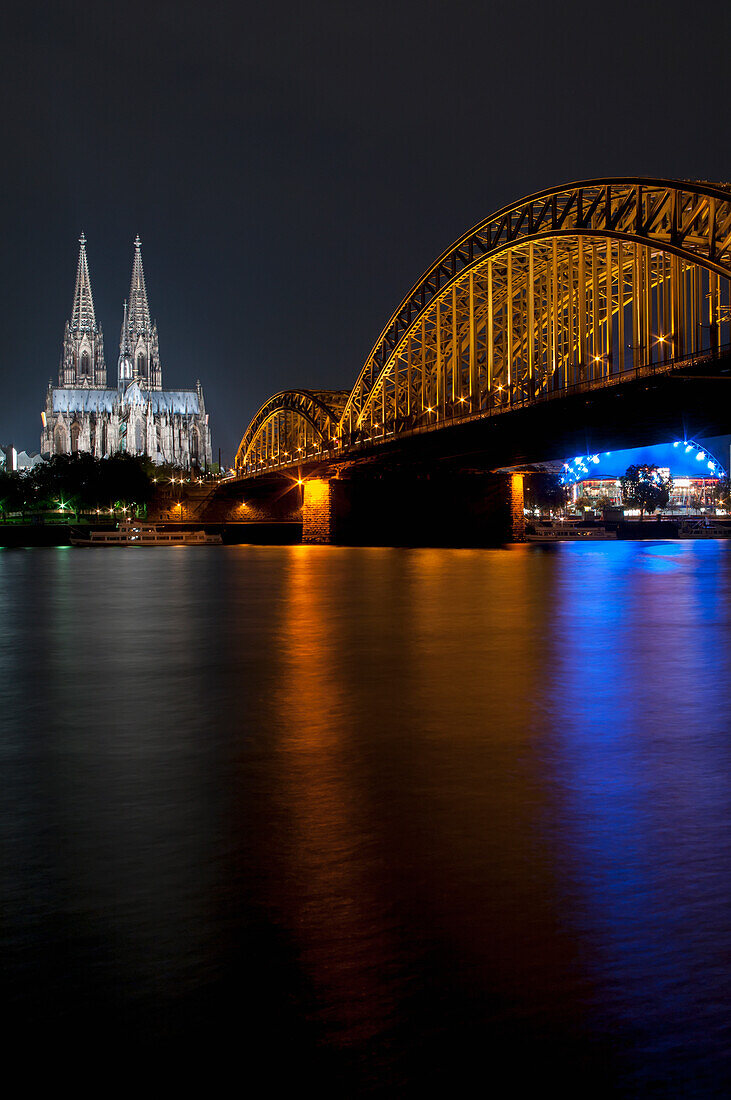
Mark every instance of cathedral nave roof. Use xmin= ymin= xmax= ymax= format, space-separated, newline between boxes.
xmin=52 ymin=388 xmax=202 ymax=415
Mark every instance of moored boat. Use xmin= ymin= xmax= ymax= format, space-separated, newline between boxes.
xmin=526 ymin=522 xmax=617 ymax=542
xmin=70 ymin=520 xmax=222 ymax=547
xmin=677 ymin=519 xmax=731 ymax=539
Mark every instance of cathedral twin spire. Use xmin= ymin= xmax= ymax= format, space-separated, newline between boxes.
xmin=119 ymin=234 xmax=161 ymax=389
xmin=61 ymin=233 xmax=162 ymax=390
xmin=70 ymin=233 xmax=97 ymax=332
xmin=60 ymin=232 xmax=105 ymax=387
xmin=127 ymin=236 xmax=152 ymax=334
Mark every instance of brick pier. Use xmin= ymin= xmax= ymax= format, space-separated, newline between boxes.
xmin=510 ymin=473 xmax=526 ymax=541
xmin=302 ymin=479 xmax=336 ymax=543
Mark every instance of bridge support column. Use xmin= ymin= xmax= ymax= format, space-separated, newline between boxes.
xmin=510 ymin=473 xmax=526 ymax=541
xmin=303 ymin=478 xmax=337 ymax=543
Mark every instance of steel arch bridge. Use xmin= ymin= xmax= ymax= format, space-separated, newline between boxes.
xmin=235 ymin=178 xmax=731 ymax=477
xmin=237 ymin=388 xmax=349 ymax=469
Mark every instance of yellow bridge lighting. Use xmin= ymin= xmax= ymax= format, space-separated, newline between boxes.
xmin=233 ymin=179 xmax=731 ymax=476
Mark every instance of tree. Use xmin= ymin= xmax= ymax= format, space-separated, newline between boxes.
xmin=574 ymin=493 xmax=596 ymax=511
xmin=712 ymin=478 xmax=731 ymax=510
xmin=619 ymin=464 xmax=673 ymax=517
xmin=524 ymin=470 xmax=568 ymax=513
xmin=94 ymin=454 xmax=154 ymax=509
xmin=0 ymin=471 xmax=27 ymax=512
xmin=9 ymin=453 xmax=154 ymax=514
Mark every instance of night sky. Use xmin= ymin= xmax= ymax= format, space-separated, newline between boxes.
xmin=2 ymin=0 xmax=730 ymax=462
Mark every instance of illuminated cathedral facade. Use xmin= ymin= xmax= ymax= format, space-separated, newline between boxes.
xmin=41 ymin=235 xmax=213 ymax=468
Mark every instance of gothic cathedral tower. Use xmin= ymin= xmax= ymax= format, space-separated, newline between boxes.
xmin=59 ymin=234 xmax=106 ymax=387
xmin=43 ymin=233 xmax=212 ymax=468
xmin=118 ymin=236 xmax=162 ymax=390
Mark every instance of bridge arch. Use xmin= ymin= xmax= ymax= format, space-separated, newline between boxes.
xmin=339 ymin=178 xmax=731 ymax=441
xmin=235 ymin=389 xmax=348 ymax=474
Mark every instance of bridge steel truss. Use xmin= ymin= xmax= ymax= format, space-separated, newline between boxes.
xmin=236 ymin=388 xmax=349 ymax=471
xmin=236 ymin=179 xmax=731 ymax=476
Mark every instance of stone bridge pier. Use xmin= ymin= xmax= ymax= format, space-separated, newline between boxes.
xmin=302 ymin=478 xmax=339 ymax=543
xmin=301 ymin=469 xmax=526 ymax=545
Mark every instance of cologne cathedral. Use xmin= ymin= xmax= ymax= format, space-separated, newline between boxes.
xmin=41 ymin=235 xmax=213 ymax=468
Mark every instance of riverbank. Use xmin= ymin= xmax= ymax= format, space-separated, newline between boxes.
xmin=0 ymin=521 xmax=302 ymax=547
xmin=0 ymin=517 xmax=727 ymax=547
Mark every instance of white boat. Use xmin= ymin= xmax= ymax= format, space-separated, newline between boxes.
xmin=70 ymin=520 xmax=222 ymax=547
xmin=526 ymin=522 xmax=617 ymax=542
xmin=678 ymin=519 xmax=731 ymax=539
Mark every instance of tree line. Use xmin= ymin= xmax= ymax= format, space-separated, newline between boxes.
xmin=0 ymin=453 xmax=155 ymax=514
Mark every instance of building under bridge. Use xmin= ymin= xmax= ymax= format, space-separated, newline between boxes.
xmin=560 ymin=440 xmax=728 ymax=511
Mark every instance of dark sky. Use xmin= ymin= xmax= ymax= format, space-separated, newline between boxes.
xmin=2 ymin=0 xmax=730 ymax=460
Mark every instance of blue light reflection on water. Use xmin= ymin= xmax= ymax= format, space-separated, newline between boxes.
xmin=538 ymin=540 xmax=731 ymax=1093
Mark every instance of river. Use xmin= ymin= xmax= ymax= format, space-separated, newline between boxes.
xmin=2 ymin=542 xmax=730 ymax=1094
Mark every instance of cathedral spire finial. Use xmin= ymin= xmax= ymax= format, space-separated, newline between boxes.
xmin=118 ymin=298 xmax=133 ymax=388
xmin=120 ymin=299 xmax=130 ymax=351
xmin=71 ymin=232 xmax=96 ymax=332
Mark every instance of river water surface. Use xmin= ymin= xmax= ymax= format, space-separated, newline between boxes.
xmin=2 ymin=542 xmax=731 ymax=1094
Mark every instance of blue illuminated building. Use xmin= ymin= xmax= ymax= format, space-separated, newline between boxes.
xmin=561 ymin=440 xmax=727 ymax=510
